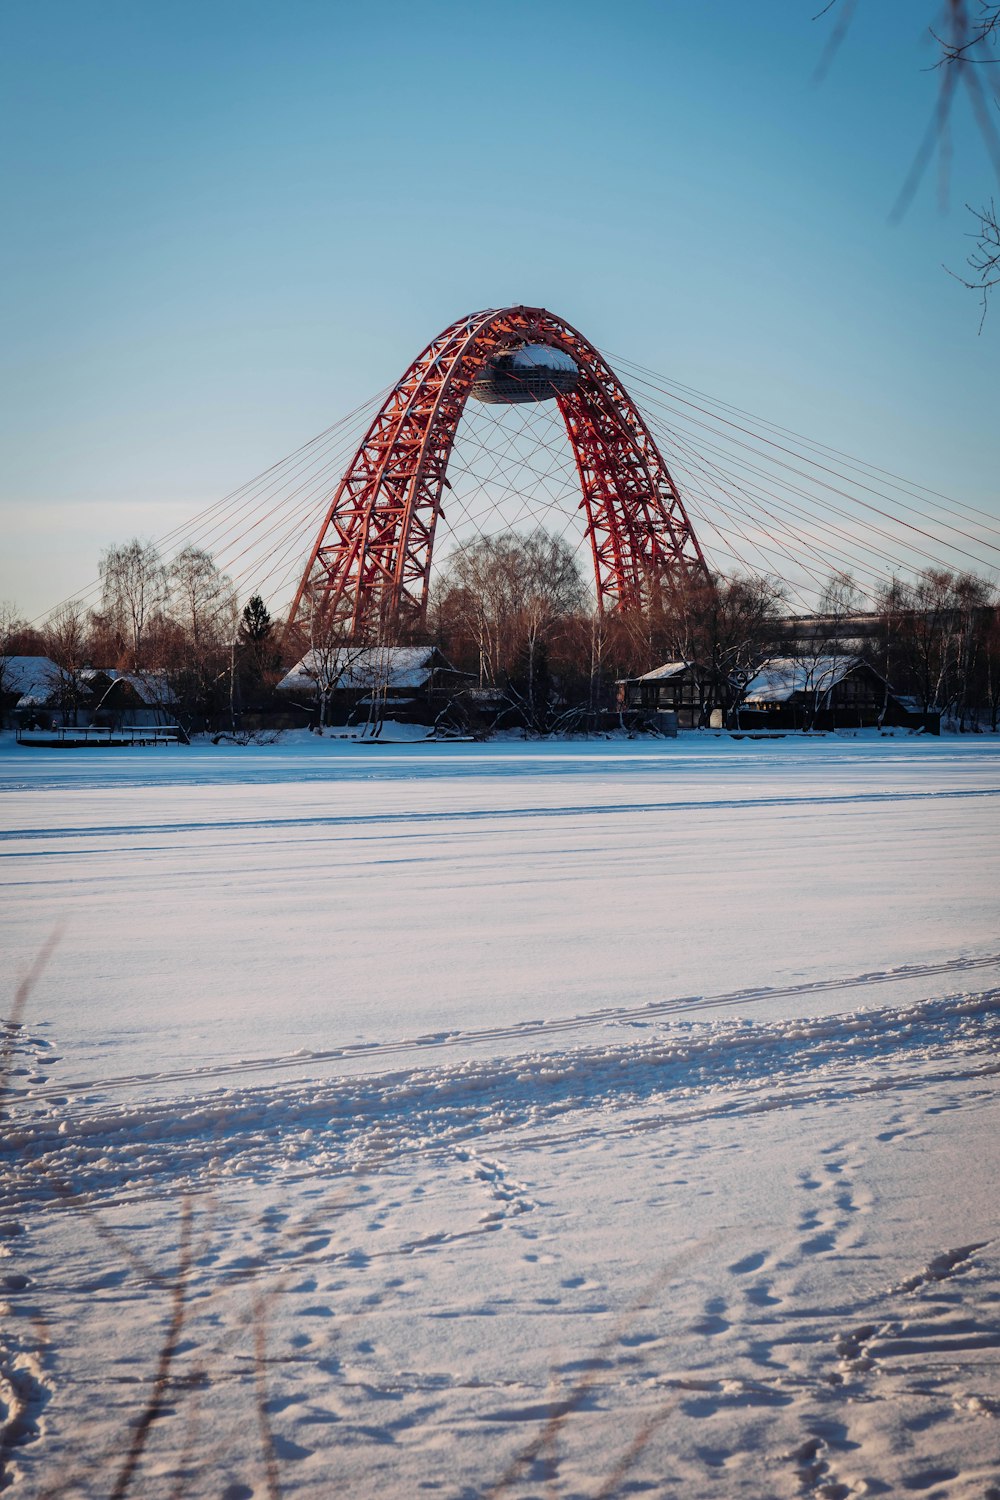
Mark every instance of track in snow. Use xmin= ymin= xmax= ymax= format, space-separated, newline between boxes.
xmin=13 ymin=950 xmax=1000 ymax=1104
xmin=3 ymin=783 xmax=1000 ymax=850
xmin=7 ymin=985 xmax=999 ymax=1209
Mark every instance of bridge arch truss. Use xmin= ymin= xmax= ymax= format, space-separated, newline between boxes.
xmin=287 ymin=305 xmax=710 ymax=639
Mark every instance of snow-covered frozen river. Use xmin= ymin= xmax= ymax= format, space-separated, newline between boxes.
xmin=2 ymin=732 xmax=999 ymax=1497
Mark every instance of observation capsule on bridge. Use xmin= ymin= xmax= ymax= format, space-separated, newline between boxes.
xmin=469 ymin=344 xmax=579 ymax=405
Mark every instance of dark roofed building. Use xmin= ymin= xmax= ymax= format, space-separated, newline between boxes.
xmin=741 ymin=655 xmax=939 ymax=732
xmin=615 ymin=661 xmax=715 ymax=729
xmin=88 ymin=671 xmax=178 ymax=728
xmin=1 ymin=655 xmax=62 ymax=726
xmin=277 ymin=645 xmax=473 ymax=724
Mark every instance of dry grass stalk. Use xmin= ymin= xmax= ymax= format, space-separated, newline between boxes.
xmin=1 ymin=926 xmax=63 ymax=1105
xmin=485 ymin=1248 xmax=707 ymax=1499
xmin=10 ymin=936 xmax=711 ymax=1498
xmin=251 ymin=1292 xmax=282 ymax=1500
xmin=107 ymin=1196 xmax=194 ymax=1500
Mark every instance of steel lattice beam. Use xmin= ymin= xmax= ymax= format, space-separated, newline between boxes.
xmin=286 ymin=306 xmax=711 ymax=639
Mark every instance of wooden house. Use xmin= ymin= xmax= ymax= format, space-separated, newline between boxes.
xmin=740 ymin=656 xmax=939 ymax=732
xmin=2 ymin=655 xmax=62 ymax=727
xmin=277 ymin=645 xmax=473 ymax=725
xmin=615 ymin=661 xmax=715 ymax=729
xmin=86 ymin=671 xmax=178 ymax=728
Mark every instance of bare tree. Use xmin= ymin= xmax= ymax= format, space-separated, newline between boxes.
xmin=98 ymin=540 xmax=166 ymax=667
xmin=296 ymin=590 xmax=371 ymax=726
xmin=637 ymin=573 xmax=786 ymax=725
xmin=436 ymin=529 xmax=586 ymax=721
xmin=0 ymin=601 xmax=20 ymax=709
xmin=875 ymin=566 xmax=998 ymax=724
xmin=437 ymin=537 xmax=520 ymax=689
xmin=164 ymin=547 xmax=238 ymax=723
xmin=517 ymin=531 xmax=587 ymax=727
xmin=42 ymin=602 xmax=89 ymax=725
xmin=794 ymin=572 xmax=865 ymax=728
xmin=817 ymin=1 xmax=1000 ymax=326
xmin=983 ymin=600 xmax=1000 ymax=729
xmin=956 ymin=196 xmax=1000 ymax=324
xmin=167 ymin=547 xmax=235 ymax=649
xmin=702 ymin=575 xmax=788 ymax=724
xmin=931 ymin=2 xmax=1000 ymax=325
xmin=583 ymin=606 xmax=613 ymax=722
xmin=305 ymin=610 xmax=346 ymax=727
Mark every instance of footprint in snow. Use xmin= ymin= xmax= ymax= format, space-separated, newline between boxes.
xmin=728 ymin=1251 xmax=767 ymax=1275
xmin=744 ymin=1282 xmax=779 ymax=1307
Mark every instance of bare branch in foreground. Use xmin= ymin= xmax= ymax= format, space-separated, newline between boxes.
xmin=109 ymin=1197 xmax=194 ymax=1500
xmin=1 ymin=926 xmax=63 ymax=1104
xmin=252 ymin=1292 xmax=283 ymax=1500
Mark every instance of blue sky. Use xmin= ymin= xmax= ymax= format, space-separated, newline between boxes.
xmin=1 ymin=0 xmax=997 ymax=618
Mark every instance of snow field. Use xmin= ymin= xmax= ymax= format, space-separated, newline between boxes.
xmin=1 ymin=732 xmax=999 ymax=1496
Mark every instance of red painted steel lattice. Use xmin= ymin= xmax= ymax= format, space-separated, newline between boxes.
xmin=287 ymin=306 xmax=711 ymax=638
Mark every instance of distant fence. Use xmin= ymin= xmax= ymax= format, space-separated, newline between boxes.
xmin=16 ymin=725 xmax=189 ymax=749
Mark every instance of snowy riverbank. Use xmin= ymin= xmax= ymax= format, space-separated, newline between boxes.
xmin=2 ymin=734 xmax=998 ymax=1496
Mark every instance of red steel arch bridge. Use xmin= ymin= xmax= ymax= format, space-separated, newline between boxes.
xmin=286 ymin=305 xmax=710 ymax=640
xmin=39 ymin=305 xmax=1000 ymax=634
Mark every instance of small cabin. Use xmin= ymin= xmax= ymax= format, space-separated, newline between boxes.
xmin=3 ymin=655 xmax=62 ymax=727
xmin=7 ymin=662 xmax=179 ymax=730
xmin=616 ymin=661 xmax=715 ymax=729
xmin=88 ymin=671 xmax=178 ymax=728
xmin=740 ymin=655 xmax=939 ymax=732
xmin=277 ymin=645 xmax=473 ymax=725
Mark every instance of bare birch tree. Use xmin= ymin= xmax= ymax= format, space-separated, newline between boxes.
xmin=436 ymin=529 xmax=585 ymax=711
xmin=98 ymin=540 xmax=166 ymax=667
xmin=299 ymin=590 xmax=371 ymax=726
xmin=0 ymin=601 xmax=19 ymax=709
xmin=43 ymin=602 xmax=89 ymax=725
xmin=165 ymin=547 xmax=238 ymax=721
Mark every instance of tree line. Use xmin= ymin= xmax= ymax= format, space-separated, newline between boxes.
xmin=1 ymin=541 xmax=279 ymax=726
xmin=3 ymin=531 xmax=999 ymax=731
xmin=427 ymin=534 xmax=1000 ymax=731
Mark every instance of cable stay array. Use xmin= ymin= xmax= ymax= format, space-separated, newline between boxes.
xmin=610 ymin=354 xmax=1000 ymax=607
xmin=38 ymin=337 xmax=998 ymax=631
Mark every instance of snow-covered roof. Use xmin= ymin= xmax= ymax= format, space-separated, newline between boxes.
xmin=76 ymin=668 xmax=177 ymax=706
xmin=278 ymin=646 xmax=441 ymax=697
xmin=103 ymin=671 xmax=177 ymax=707
xmin=744 ymin=655 xmax=861 ymax=704
xmin=637 ymin=660 xmax=694 ymax=683
xmin=2 ymin=655 xmax=60 ymax=700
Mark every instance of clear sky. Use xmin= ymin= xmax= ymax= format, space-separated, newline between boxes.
xmin=1 ymin=0 xmax=997 ymax=619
